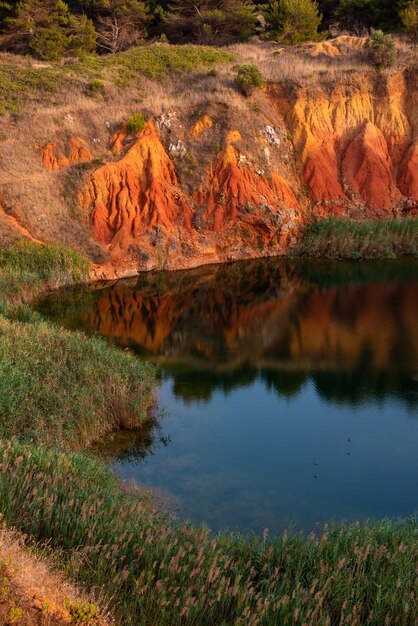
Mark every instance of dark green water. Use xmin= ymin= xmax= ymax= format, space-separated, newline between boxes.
xmin=37 ymin=258 xmax=418 ymax=534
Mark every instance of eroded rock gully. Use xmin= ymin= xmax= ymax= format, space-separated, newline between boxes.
xmin=2 ymin=69 xmax=417 ymax=277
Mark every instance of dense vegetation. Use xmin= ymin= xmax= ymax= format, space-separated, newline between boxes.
xmin=0 ymin=240 xmax=156 ymax=449
xmin=299 ymin=217 xmax=418 ymax=259
xmin=0 ymin=0 xmax=416 ymax=59
xmin=0 ymin=439 xmax=415 ymax=626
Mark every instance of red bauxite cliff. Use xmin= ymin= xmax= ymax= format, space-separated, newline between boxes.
xmin=1 ymin=67 xmax=417 ymax=277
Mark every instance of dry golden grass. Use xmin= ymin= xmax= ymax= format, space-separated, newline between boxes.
xmin=0 ymin=524 xmax=110 ymax=625
xmin=229 ymin=36 xmax=416 ymax=84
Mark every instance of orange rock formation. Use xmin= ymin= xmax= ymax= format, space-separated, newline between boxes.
xmin=190 ymin=115 xmax=213 ymax=137
xmin=109 ymin=123 xmax=128 ymax=154
xmin=204 ymin=131 xmax=298 ymax=232
xmin=80 ymin=120 xmax=194 ymax=263
xmin=269 ymin=70 xmax=418 ymax=215
xmin=30 ymin=67 xmax=417 ymax=276
xmin=42 ymin=138 xmax=92 ymax=171
xmin=79 ymin=120 xmax=302 ymax=271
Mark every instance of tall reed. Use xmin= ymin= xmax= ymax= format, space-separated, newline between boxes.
xmin=0 ymin=441 xmax=416 ymax=626
xmin=299 ymin=217 xmax=418 ymax=259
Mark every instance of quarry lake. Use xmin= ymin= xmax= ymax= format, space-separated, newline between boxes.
xmin=37 ymin=258 xmax=418 ymax=535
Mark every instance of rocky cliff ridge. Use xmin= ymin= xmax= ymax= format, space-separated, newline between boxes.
xmin=1 ymin=65 xmax=417 ymax=277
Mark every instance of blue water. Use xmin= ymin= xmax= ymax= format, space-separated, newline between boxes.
xmin=37 ymin=258 xmax=418 ymax=534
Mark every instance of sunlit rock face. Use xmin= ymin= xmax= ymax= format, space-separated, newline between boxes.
xmin=80 ymin=121 xmax=303 ymax=274
xmin=268 ymin=70 xmax=418 ymax=213
xmin=81 ymin=70 xmax=417 ymax=275
xmin=22 ymin=67 xmax=415 ymax=276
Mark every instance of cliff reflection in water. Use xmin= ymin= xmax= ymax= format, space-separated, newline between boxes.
xmin=39 ymin=259 xmax=418 ymax=409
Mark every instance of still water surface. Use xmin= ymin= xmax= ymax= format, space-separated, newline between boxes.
xmin=38 ymin=259 xmax=418 ymax=534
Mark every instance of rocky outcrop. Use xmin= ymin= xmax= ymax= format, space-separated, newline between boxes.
xmin=398 ymin=142 xmax=418 ymax=200
xmin=341 ymin=122 xmax=402 ymax=211
xmin=307 ymin=36 xmax=369 ymax=59
xmin=80 ymin=120 xmax=194 ymax=264
xmin=190 ymin=114 xmax=213 ymax=138
xmin=20 ymin=66 xmax=417 ymax=276
xmin=42 ymin=138 xmax=92 ymax=170
xmin=269 ymin=69 xmax=418 ymax=216
xmin=203 ymin=131 xmax=298 ymax=232
xmin=80 ymin=121 xmax=302 ymax=271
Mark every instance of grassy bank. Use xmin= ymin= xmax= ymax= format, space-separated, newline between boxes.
xmin=0 ymin=239 xmax=90 ymax=309
xmin=0 ymin=316 xmax=155 ymax=448
xmin=299 ymin=217 xmax=418 ymax=259
xmin=0 ymin=240 xmax=156 ymax=448
xmin=0 ymin=440 xmax=416 ymax=626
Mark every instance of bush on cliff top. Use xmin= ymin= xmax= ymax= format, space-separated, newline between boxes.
xmin=369 ymin=30 xmax=396 ymax=69
xmin=235 ymin=63 xmax=263 ymax=96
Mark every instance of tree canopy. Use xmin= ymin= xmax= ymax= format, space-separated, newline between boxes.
xmin=0 ymin=0 xmax=414 ymax=58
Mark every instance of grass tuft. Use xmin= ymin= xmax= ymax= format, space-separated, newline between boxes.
xmin=0 ymin=240 xmax=90 ymax=308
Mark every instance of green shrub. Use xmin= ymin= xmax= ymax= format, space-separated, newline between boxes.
xmin=369 ymin=30 xmax=396 ymax=68
xmin=87 ymin=78 xmax=104 ymax=94
xmin=400 ymin=0 xmax=418 ymax=42
xmin=126 ymin=112 xmax=147 ymax=135
xmin=235 ymin=63 xmax=263 ymax=96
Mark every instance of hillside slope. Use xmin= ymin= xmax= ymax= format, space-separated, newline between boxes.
xmin=0 ymin=41 xmax=417 ymax=276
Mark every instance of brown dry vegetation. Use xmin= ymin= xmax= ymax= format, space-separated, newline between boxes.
xmin=0 ymin=526 xmax=109 ymax=626
xmin=229 ymin=37 xmax=417 ymax=84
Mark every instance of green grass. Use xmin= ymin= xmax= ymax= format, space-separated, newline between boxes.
xmin=0 ymin=58 xmax=66 ymax=115
xmin=299 ymin=217 xmax=418 ymax=259
xmin=0 ymin=317 xmax=155 ymax=448
xmin=0 ymin=240 xmax=90 ymax=308
xmin=0 ymin=240 xmax=156 ymax=449
xmin=0 ymin=440 xmax=416 ymax=626
xmin=0 ymin=45 xmax=233 ymax=114
xmin=76 ymin=44 xmax=233 ymax=83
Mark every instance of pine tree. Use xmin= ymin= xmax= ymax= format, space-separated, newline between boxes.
xmin=163 ymin=0 xmax=256 ymax=44
xmin=338 ymin=0 xmax=402 ymax=32
xmin=400 ymin=0 xmax=418 ymax=41
xmin=95 ymin=0 xmax=149 ymax=53
xmin=0 ymin=0 xmax=96 ymax=58
xmin=267 ymin=0 xmax=322 ymax=43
